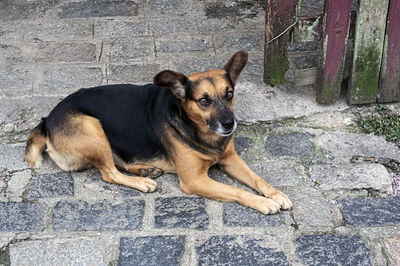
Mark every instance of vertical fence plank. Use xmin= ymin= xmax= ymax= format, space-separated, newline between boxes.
xmin=264 ymin=0 xmax=297 ymax=86
xmin=316 ymin=0 xmax=352 ymax=104
xmin=378 ymin=0 xmax=400 ymax=103
xmin=348 ymin=0 xmax=389 ymax=104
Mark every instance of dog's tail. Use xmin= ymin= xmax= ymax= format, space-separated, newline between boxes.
xmin=25 ymin=119 xmax=47 ymax=168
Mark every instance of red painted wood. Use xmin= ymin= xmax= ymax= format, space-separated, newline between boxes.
xmin=317 ymin=0 xmax=352 ymax=104
xmin=379 ymin=0 xmax=400 ymax=103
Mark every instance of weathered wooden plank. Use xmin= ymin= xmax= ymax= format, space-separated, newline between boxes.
xmin=264 ymin=0 xmax=297 ymax=86
xmin=378 ymin=0 xmax=400 ymax=103
xmin=348 ymin=0 xmax=389 ymax=104
xmin=316 ymin=0 xmax=352 ymax=104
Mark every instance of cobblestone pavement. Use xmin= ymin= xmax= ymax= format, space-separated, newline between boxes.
xmin=1 ymin=0 xmax=400 ymax=265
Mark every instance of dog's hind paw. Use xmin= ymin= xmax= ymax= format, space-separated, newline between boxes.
xmin=139 ymin=167 xmax=163 ymax=179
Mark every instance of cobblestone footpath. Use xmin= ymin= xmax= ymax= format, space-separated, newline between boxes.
xmin=1 ymin=0 xmax=400 ymax=265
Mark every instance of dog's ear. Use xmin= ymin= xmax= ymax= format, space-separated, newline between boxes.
xmin=153 ymin=70 xmax=189 ymax=99
xmin=223 ymin=51 xmax=248 ymax=86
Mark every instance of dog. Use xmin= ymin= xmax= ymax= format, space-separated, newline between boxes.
xmin=25 ymin=51 xmax=292 ymax=214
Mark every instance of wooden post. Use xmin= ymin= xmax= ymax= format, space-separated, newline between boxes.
xmin=348 ymin=0 xmax=389 ymax=104
xmin=264 ymin=0 xmax=297 ymax=86
xmin=378 ymin=0 xmax=400 ymax=103
xmin=316 ymin=0 xmax=352 ymax=104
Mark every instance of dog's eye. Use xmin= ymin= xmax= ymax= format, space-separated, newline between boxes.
xmin=198 ymin=98 xmax=211 ymax=106
xmin=226 ymin=91 xmax=233 ymax=100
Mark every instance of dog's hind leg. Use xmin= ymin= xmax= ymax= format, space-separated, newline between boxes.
xmin=25 ymin=121 xmax=47 ymax=168
xmin=48 ymin=114 xmax=157 ymax=192
xmin=117 ymin=164 xmax=163 ymax=179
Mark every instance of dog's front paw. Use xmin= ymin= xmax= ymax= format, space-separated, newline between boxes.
xmin=252 ymin=196 xmax=281 ymax=214
xmin=137 ymin=178 xmax=158 ymax=193
xmin=270 ymin=191 xmax=292 ymax=210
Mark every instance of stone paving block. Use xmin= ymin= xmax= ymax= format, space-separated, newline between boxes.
xmin=154 ymin=197 xmax=209 ymax=230
xmin=28 ymin=172 xmax=74 ymax=199
xmin=32 ymin=42 xmax=97 ymax=63
xmin=0 ymin=24 xmax=22 ymax=43
xmin=10 ymin=238 xmax=107 ymax=266
xmin=149 ymin=17 xmax=197 ymax=35
xmin=156 ymin=36 xmax=211 ymax=54
xmin=204 ymin=1 xmax=265 ymax=19
xmin=107 ymin=63 xmax=162 ymax=84
xmin=315 ymin=133 xmax=400 ymax=161
xmin=110 ymin=37 xmax=154 ymax=62
xmin=265 ymin=133 xmax=312 ymax=156
xmin=234 ymin=136 xmax=250 ymax=155
xmin=0 ymin=43 xmax=24 ymax=65
xmin=214 ymin=33 xmax=264 ymax=52
xmin=53 ymin=199 xmax=145 ymax=231
xmin=248 ymin=160 xmax=303 ymax=187
xmin=6 ymin=170 xmax=31 ymax=202
xmin=149 ymin=0 xmax=202 ymax=16
xmin=0 ymin=144 xmax=26 ymax=172
xmin=292 ymin=197 xmax=335 ymax=227
xmin=84 ymin=169 xmax=141 ymax=197
xmin=196 ymin=235 xmax=289 ymax=266
xmin=58 ymin=0 xmax=138 ymax=18
xmin=95 ymin=20 xmax=146 ymax=38
xmin=0 ymin=202 xmax=45 ymax=232
xmin=223 ymin=202 xmax=281 ymax=227
xmin=36 ymin=65 xmax=102 ymax=94
xmin=384 ymin=236 xmax=400 ymax=266
xmin=23 ymin=22 xmax=93 ymax=41
xmin=0 ymin=67 xmax=33 ymax=97
xmin=296 ymin=234 xmax=372 ymax=266
xmin=119 ymin=236 xmax=185 ymax=266
xmin=339 ymin=197 xmax=400 ymax=226
xmin=0 ymin=0 xmax=53 ymax=21
xmin=309 ymin=163 xmax=392 ymax=192
xmin=172 ymin=57 xmax=225 ymax=74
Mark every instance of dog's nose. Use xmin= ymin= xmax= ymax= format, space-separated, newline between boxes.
xmin=221 ymin=118 xmax=235 ymax=130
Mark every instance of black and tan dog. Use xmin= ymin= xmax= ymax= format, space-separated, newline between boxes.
xmin=25 ymin=51 xmax=292 ymax=214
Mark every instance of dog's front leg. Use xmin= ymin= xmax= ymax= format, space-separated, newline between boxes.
xmin=178 ymin=171 xmax=281 ymax=214
xmin=218 ymin=152 xmax=292 ymax=210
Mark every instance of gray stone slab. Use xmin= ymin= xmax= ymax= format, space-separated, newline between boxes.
xmin=32 ymin=42 xmax=97 ymax=63
xmin=234 ymin=136 xmax=250 ymax=155
xmin=248 ymin=160 xmax=303 ymax=187
xmin=10 ymin=238 xmax=107 ymax=266
xmin=384 ymin=236 xmax=400 ymax=266
xmin=298 ymin=0 xmax=325 ymax=17
xmin=107 ymin=63 xmax=163 ymax=84
xmin=156 ymin=36 xmax=211 ymax=54
xmin=0 ymin=0 xmax=53 ymax=21
xmin=110 ymin=37 xmax=154 ymax=62
xmin=28 ymin=172 xmax=74 ymax=199
xmin=172 ymin=57 xmax=225 ymax=74
xmin=119 ymin=236 xmax=185 ymax=266
xmin=6 ymin=170 xmax=31 ymax=202
xmin=214 ymin=33 xmax=264 ymax=52
xmin=0 ymin=202 xmax=45 ymax=232
xmin=204 ymin=1 xmax=265 ymax=19
xmin=84 ymin=169 xmax=141 ymax=197
xmin=53 ymin=199 xmax=144 ymax=231
xmin=196 ymin=235 xmax=289 ymax=266
xmin=0 ymin=144 xmax=26 ymax=172
xmin=154 ymin=197 xmax=209 ymax=230
xmin=58 ymin=0 xmax=138 ymax=18
xmin=223 ymin=203 xmax=281 ymax=227
xmin=94 ymin=20 xmax=146 ymax=38
xmin=339 ymin=197 xmax=400 ymax=226
xmin=309 ymin=163 xmax=392 ymax=192
xmin=296 ymin=235 xmax=372 ymax=266
xmin=149 ymin=0 xmax=202 ymax=16
xmin=265 ymin=133 xmax=312 ymax=156
xmin=0 ymin=67 xmax=33 ymax=97
xmin=23 ymin=22 xmax=93 ymax=41
xmin=294 ymin=55 xmax=320 ymax=70
xmin=149 ymin=17 xmax=197 ymax=35
xmin=315 ymin=133 xmax=400 ymax=161
xmin=36 ymin=65 xmax=102 ymax=95
xmin=292 ymin=197 xmax=335 ymax=227
xmin=0 ymin=43 xmax=24 ymax=65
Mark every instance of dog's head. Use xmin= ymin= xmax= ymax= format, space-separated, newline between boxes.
xmin=154 ymin=51 xmax=248 ymax=137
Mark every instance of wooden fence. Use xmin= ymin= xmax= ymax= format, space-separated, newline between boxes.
xmin=264 ymin=0 xmax=400 ymax=105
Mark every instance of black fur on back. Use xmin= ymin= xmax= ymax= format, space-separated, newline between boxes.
xmin=44 ymin=84 xmax=229 ymax=163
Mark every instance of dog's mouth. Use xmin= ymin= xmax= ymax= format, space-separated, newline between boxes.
xmin=210 ymin=119 xmax=237 ymax=137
